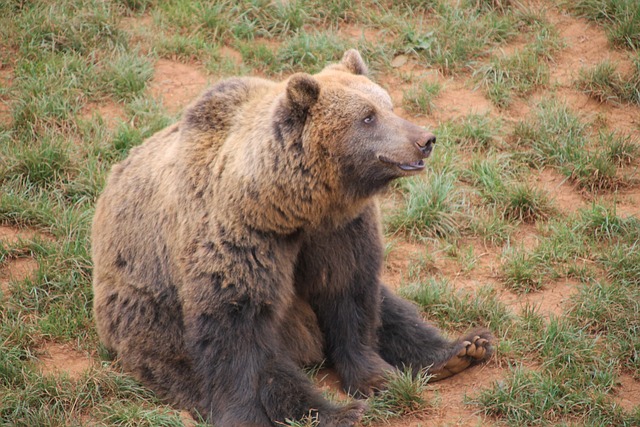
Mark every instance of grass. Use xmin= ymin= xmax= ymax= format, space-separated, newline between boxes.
xmin=405 ymin=1 xmax=519 ymax=74
xmin=512 ymin=99 xmax=637 ymax=193
xmin=437 ymin=113 xmax=499 ymax=150
xmin=464 ymin=153 xmax=555 ymax=223
xmin=361 ymin=368 xmax=433 ymax=425
xmin=575 ymin=59 xmax=640 ymax=105
xmin=402 ymin=80 xmax=441 ymax=115
xmin=1 ymin=0 xmax=639 ymax=426
xmin=475 ymin=47 xmax=550 ymax=108
xmin=387 ymin=166 xmax=467 ymax=240
xmin=564 ymin=0 xmax=640 ymax=51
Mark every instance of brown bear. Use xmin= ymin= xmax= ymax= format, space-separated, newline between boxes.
xmin=92 ymin=50 xmax=492 ymax=427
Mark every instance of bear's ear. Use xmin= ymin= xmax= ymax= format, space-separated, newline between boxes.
xmin=286 ymin=73 xmax=320 ymax=114
xmin=340 ymin=49 xmax=368 ymax=76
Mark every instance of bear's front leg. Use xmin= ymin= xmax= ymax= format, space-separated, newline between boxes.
xmin=378 ymin=286 xmax=493 ymax=380
xmin=295 ymin=208 xmax=395 ymax=396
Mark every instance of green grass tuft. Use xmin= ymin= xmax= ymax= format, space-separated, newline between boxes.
xmin=512 ymin=100 xmax=635 ymax=193
xmin=362 ymin=368 xmax=433 ymax=425
xmin=575 ymin=59 xmax=640 ymax=105
xmin=438 ymin=113 xmax=498 ymax=150
xmin=388 ymin=169 xmax=467 ymax=240
xmin=400 ymin=278 xmax=514 ymax=335
xmin=501 ymin=183 xmax=554 ymax=223
xmin=500 ymin=246 xmax=545 ymax=293
xmin=98 ymin=49 xmax=154 ymax=102
xmin=465 ymin=154 xmax=554 ymax=222
xmin=408 ymin=1 xmax=517 ymax=74
xmin=565 ymin=0 xmax=640 ymax=51
xmin=402 ymin=80 xmax=441 ymax=115
xmin=475 ymin=47 xmax=550 ymax=108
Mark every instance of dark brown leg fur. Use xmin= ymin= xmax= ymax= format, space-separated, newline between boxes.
xmin=295 ymin=204 xmax=493 ymax=393
xmin=279 ymin=297 xmax=324 ymax=367
xmin=295 ymin=206 xmax=394 ymax=396
xmin=377 ymin=287 xmax=494 ymax=378
xmin=93 ymin=286 xmax=197 ymax=409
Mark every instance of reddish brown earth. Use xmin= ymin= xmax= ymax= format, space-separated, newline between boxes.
xmin=0 ymin=66 xmax=13 ymax=127
xmin=17 ymin=2 xmax=639 ymax=424
xmin=0 ymin=257 xmax=38 ymax=298
xmin=0 ymin=226 xmax=48 ymax=297
xmin=80 ymin=102 xmax=126 ymax=130
xmin=615 ymin=374 xmax=640 ymax=413
xmin=148 ymin=59 xmax=211 ymax=115
xmin=0 ymin=225 xmax=50 ymax=244
xmin=38 ymin=342 xmax=94 ymax=380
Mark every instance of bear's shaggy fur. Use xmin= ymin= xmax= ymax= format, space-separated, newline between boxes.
xmin=92 ymin=50 xmax=492 ymax=427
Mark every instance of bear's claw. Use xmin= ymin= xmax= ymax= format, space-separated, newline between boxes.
xmin=430 ymin=332 xmax=493 ymax=381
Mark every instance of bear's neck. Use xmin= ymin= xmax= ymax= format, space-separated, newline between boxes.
xmin=211 ymin=132 xmax=369 ymax=235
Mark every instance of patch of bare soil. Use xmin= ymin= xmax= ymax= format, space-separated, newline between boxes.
xmin=547 ymin=10 xmax=630 ymax=86
xmin=81 ymin=102 xmax=126 ymax=130
xmin=0 ymin=225 xmax=51 ymax=297
xmin=420 ymin=364 xmax=502 ymax=427
xmin=534 ymin=168 xmax=586 ymax=214
xmin=552 ymin=87 xmax=640 ymax=134
xmin=0 ymin=66 xmax=13 ymax=127
xmin=605 ymin=188 xmax=640 ymax=218
xmin=432 ymin=81 xmax=496 ymax=123
xmin=543 ymin=10 xmax=640 ymax=133
xmin=149 ymin=59 xmax=211 ymax=115
xmin=120 ymin=14 xmax=153 ymax=31
xmin=382 ymin=240 xmax=429 ymax=291
xmin=499 ymin=278 xmax=580 ymax=318
xmin=0 ymin=257 xmax=38 ymax=297
xmin=339 ymin=24 xmax=386 ymax=45
xmin=119 ymin=15 xmax=154 ymax=51
xmin=508 ymin=223 xmax=542 ymax=252
xmin=0 ymin=225 xmax=53 ymax=243
xmin=445 ymin=238 xmax=503 ymax=281
xmin=38 ymin=342 xmax=94 ymax=380
xmin=220 ymin=46 xmax=243 ymax=65
xmin=614 ymin=374 xmax=640 ymax=413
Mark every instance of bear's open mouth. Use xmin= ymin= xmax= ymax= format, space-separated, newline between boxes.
xmin=398 ymin=160 xmax=425 ymax=171
xmin=378 ymin=156 xmax=426 ymax=172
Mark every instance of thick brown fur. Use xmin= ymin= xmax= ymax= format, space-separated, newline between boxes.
xmin=92 ymin=50 xmax=492 ymax=427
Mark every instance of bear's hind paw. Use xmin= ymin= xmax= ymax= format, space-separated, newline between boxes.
xmin=430 ymin=331 xmax=493 ymax=381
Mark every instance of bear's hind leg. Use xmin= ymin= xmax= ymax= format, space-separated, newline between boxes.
xmin=378 ymin=286 xmax=493 ymax=380
xmin=93 ymin=287 xmax=198 ymax=409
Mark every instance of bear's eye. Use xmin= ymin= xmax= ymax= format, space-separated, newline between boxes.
xmin=363 ymin=115 xmax=375 ymax=124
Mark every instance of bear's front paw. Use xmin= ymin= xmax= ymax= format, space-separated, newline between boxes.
xmin=430 ymin=330 xmax=493 ymax=381
xmin=318 ymin=401 xmax=366 ymax=427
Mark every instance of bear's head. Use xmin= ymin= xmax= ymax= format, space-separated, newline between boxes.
xmin=282 ymin=50 xmax=436 ymax=199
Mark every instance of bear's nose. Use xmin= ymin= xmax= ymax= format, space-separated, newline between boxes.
xmin=416 ymin=133 xmax=436 ymax=155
